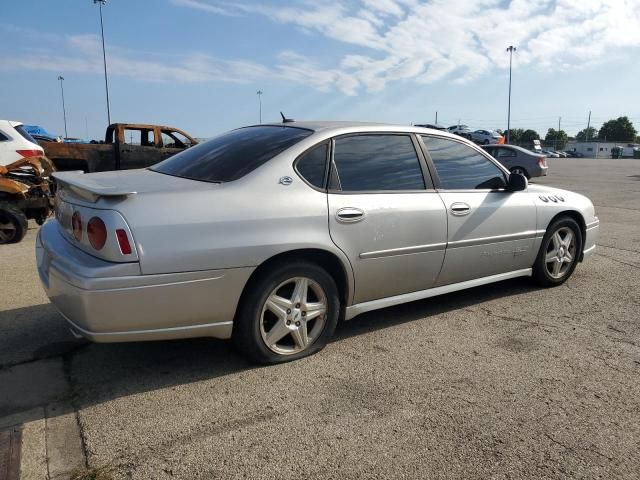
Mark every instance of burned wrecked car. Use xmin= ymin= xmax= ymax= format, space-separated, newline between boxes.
xmin=0 ymin=156 xmax=55 ymax=244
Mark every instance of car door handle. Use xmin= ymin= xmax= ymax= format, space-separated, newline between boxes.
xmin=450 ymin=202 xmax=471 ymax=216
xmin=336 ymin=207 xmax=365 ymax=223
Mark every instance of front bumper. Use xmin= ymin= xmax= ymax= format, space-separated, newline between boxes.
xmin=581 ymin=218 xmax=599 ymax=261
xmin=36 ymin=221 xmax=253 ymax=342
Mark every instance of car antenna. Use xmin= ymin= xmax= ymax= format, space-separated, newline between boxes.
xmin=280 ymin=111 xmax=294 ymax=123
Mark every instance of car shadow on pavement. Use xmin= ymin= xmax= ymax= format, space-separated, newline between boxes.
xmin=1 ymin=277 xmax=537 ymax=424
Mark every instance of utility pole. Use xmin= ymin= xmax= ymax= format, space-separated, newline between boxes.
xmin=435 ymin=111 xmax=438 ymax=124
xmin=556 ymin=116 xmax=561 ymax=150
xmin=256 ymin=90 xmax=263 ymax=123
xmin=57 ymin=76 xmax=68 ymax=138
xmin=506 ymin=45 xmax=517 ymax=144
xmin=94 ymin=0 xmax=111 ymax=125
xmin=586 ymin=111 xmax=591 ymax=142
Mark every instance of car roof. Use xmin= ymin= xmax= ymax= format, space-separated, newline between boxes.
xmin=258 ymin=121 xmax=465 ymax=140
xmin=483 ymin=144 xmax=537 ymax=155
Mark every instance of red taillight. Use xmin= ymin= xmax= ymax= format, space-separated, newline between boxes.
xmin=115 ymin=229 xmax=132 ymax=255
xmin=16 ymin=149 xmax=43 ymax=158
xmin=538 ymin=157 xmax=547 ymax=167
xmin=87 ymin=217 xmax=107 ymax=250
xmin=72 ymin=211 xmax=82 ymax=241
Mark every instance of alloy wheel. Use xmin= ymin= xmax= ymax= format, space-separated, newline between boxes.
xmin=259 ymin=276 xmax=327 ymax=355
xmin=544 ymin=226 xmax=577 ymax=279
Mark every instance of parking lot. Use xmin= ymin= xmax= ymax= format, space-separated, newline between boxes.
xmin=1 ymin=158 xmax=639 ymax=479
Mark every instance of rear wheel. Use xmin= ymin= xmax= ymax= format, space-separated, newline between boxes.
xmin=510 ymin=166 xmax=529 ymax=179
xmin=233 ymin=261 xmax=340 ymax=364
xmin=532 ymin=217 xmax=582 ymax=287
xmin=0 ymin=203 xmax=28 ymax=244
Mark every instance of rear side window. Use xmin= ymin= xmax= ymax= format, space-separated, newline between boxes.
xmin=0 ymin=131 xmax=8 ymax=142
xmin=296 ymin=142 xmax=328 ymax=189
xmin=332 ymin=134 xmax=425 ymax=191
xmin=14 ymin=125 xmax=37 ymax=144
xmin=495 ymin=148 xmax=516 ymax=158
xmin=422 ymin=136 xmax=506 ymax=190
xmin=153 ymin=126 xmax=312 ymax=183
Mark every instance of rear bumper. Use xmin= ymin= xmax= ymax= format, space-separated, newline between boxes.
xmin=581 ymin=218 xmax=599 ymax=261
xmin=36 ymin=221 xmax=253 ymax=342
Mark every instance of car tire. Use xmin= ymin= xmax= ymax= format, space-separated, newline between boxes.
xmin=0 ymin=203 xmax=28 ymax=244
xmin=510 ymin=167 xmax=530 ymax=179
xmin=532 ymin=217 xmax=583 ymax=287
xmin=233 ymin=261 xmax=340 ymax=364
xmin=483 ymin=139 xmax=489 ymax=145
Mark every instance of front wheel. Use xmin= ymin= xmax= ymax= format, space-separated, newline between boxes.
xmin=532 ymin=217 xmax=583 ymax=287
xmin=233 ymin=261 xmax=340 ymax=364
xmin=510 ymin=167 xmax=529 ymax=179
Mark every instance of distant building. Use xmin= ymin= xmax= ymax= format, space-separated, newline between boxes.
xmin=566 ymin=141 xmax=639 ymax=158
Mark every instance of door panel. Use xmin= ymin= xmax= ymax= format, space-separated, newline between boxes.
xmin=328 ymin=193 xmax=447 ymax=304
xmin=436 ymin=191 xmax=537 ymax=286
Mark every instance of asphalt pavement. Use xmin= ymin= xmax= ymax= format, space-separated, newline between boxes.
xmin=1 ymin=158 xmax=639 ymax=479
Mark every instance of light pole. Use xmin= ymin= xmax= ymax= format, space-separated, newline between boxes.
xmin=256 ymin=90 xmax=263 ymax=123
xmin=94 ymin=0 xmax=111 ymax=125
xmin=506 ymin=45 xmax=516 ymax=144
xmin=57 ymin=76 xmax=68 ymax=138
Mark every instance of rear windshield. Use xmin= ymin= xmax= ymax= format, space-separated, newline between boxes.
xmin=14 ymin=124 xmax=38 ymax=144
xmin=152 ymin=126 xmax=313 ymax=183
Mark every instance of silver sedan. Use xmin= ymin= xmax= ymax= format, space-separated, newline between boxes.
xmin=37 ymin=122 xmax=599 ymax=364
xmin=482 ymin=144 xmax=549 ymax=178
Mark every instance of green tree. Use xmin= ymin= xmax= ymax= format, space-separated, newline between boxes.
xmin=504 ymin=128 xmax=524 ymax=143
xmin=598 ymin=116 xmax=637 ymax=142
xmin=521 ymin=129 xmax=540 ymax=143
xmin=544 ymin=128 xmax=568 ymax=150
xmin=576 ymin=127 xmax=598 ymax=142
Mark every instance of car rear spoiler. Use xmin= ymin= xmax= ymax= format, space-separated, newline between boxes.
xmin=52 ymin=171 xmax=137 ymax=203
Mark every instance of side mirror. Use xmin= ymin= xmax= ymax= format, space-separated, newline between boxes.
xmin=507 ymin=172 xmax=528 ymax=191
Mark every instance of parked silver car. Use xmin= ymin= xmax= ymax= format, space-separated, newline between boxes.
xmin=37 ymin=122 xmax=599 ymax=364
xmin=482 ymin=144 xmax=549 ymax=178
xmin=469 ymin=129 xmax=504 ymax=145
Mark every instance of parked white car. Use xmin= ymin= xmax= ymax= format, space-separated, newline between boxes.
xmin=447 ymin=124 xmax=472 ymax=138
xmin=0 ymin=120 xmax=44 ymax=166
xmin=469 ymin=129 xmax=504 ymax=145
xmin=542 ymin=150 xmax=560 ymax=158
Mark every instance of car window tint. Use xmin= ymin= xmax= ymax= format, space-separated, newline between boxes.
xmin=153 ymin=126 xmax=312 ymax=183
xmin=332 ymin=135 xmax=425 ymax=191
xmin=496 ymin=148 xmax=516 ymax=158
xmin=296 ymin=142 xmax=328 ymax=188
xmin=422 ymin=136 xmax=506 ymax=190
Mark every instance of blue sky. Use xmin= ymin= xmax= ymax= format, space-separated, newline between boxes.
xmin=2 ymin=0 xmax=640 ymax=140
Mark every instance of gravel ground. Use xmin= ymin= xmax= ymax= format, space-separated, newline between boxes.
xmin=1 ymin=158 xmax=639 ymax=479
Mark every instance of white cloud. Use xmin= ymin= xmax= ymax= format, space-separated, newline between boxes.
xmin=3 ymin=0 xmax=640 ymax=95
xmin=172 ymin=0 xmax=640 ymax=92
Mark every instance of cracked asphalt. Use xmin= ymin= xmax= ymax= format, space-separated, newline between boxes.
xmin=1 ymin=157 xmax=639 ymax=479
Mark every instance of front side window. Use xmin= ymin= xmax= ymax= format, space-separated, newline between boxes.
xmin=0 ymin=131 xmax=8 ymax=142
xmin=296 ymin=142 xmax=328 ymax=189
xmin=153 ymin=126 xmax=312 ymax=183
xmin=161 ymin=130 xmax=192 ymax=149
xmin=422 ymin=136 xmax=506 ymax=190
xmin=332 ymin=134 xmax=425 ymax=191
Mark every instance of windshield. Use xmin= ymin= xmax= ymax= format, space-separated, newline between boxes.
xmin=152 ymin=125 xmax=312 ymax=183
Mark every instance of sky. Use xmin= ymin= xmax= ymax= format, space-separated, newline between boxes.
xmin=1 ymin=0 xmax=640 ymax=140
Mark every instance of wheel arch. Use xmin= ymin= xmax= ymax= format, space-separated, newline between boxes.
xmin=548 ymin=210 xmax=586 ymax=249
xmin=234 ymin=248 xmax=353 ymax=321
